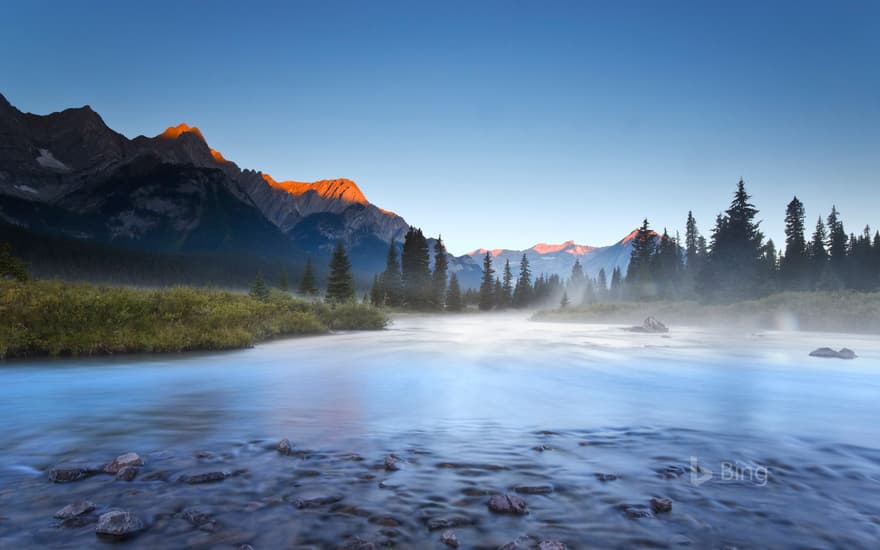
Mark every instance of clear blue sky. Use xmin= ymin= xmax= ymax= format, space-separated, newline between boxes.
xmin=3 ymin=0 xmax=878 ymax=254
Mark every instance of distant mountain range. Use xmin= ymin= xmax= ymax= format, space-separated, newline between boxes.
xmin=0 ymin=93 xmax=644 ymax=288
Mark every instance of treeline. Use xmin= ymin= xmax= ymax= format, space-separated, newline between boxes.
xmin=563 ymin=179 xmax=880 ymax=306
xmin=468 ymin=252 xmax=570 ymax=310
xmin=367 ymin=227 xmax=463 ymax=311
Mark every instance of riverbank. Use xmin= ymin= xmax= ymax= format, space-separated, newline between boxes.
xmin=0 ymin=280 xmax=387 ymax=359
xmin=532 ymin=291 xmax=880 ymax=334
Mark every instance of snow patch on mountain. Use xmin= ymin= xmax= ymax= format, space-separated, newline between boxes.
xmin=35 ymin=148 xmax=70 ymax=171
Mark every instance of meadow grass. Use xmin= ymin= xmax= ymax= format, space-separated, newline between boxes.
xmin=0 ymin=280 xmax=387 ymax=358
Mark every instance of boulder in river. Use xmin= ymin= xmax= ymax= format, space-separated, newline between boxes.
xmin=488 ymin=494 xmax=529 ymax=515
xmin=809 ymin=347 xmax=857 ymax=359
xmin=115 ymin=466 xmax=138 ymax=481
xmin=440 ymin=529 xmax=459 ymax=548
xmin=626 ymin=316 xmax=669 ymax=333
xmin=384 ymin=454 xmax=402 ymax=471
xmin=181 ymin=471 xmax=229 ymax=484
xmin=48 ymin=467 xmax=96 ymax=483
xmin=54 ymin=500 xmax=96 ymax=520
xmin=538 ymin=542 xmax=568 ymax=550
xmin=650 ymin=497 xmax=673 ymax=513
xmin=104 ymin=452 xmax=144 ymax=474
xmin=277 ymin=438 xmax=292 ymax=455
xmin=95 ymin=510 xmax=144 ymax=537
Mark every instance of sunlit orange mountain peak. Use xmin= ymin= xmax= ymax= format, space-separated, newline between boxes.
xmin=530 ymin=240 xmax=595 ymax=255
xmin=158 ymin=123 xmax=205 ymax=141
xmin=472 ymin=248 xmax=506 ymax=257
xmin=261 ymin=173 xmax=369 ymax=205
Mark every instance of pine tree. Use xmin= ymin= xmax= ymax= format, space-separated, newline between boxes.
xmin=298 ymin=257 xmax=319 ymax=296
xmin=596 ymin=267 xmax=608 ymax=302
xmin=570 ymin=259 xmax=585 ymax=287
xmin=401 ymin=227 xmax=431 ymax=308
xmin=609 ymin=266 xmax=622 ymax=301
xmin=512 ymin=254 xmax=532 ymax=308
xmin=500 ymin=259 xmax=514 ymax=308
xmin=278 ymin=267 xmax=289 ymax=292
xmin=781 ymin=196 xmax=808 ymax=289
xmin=560 ymin=291 xmax=570 ymax=309
xmin=0 ymin=243 xmax=29 ymax=282
xmin=381 ymin=240 xmax=403 ymax=307
xmin=446 ymin=272 xmax=463 ymax=311
xmin=705 ymin=179 xmax=765 ymax=301
xmin=493 ymin=278 xmax=503 ymax=309
xmin=626 ymin=218 xmax=656 ymax=300
xmin=826 ymin=206 xmax=848 ymax=282
xmin=250 ymin=271 xmax=270 ymax=302
xmin=582 ymin=278 xmax=596 ymax=305
xmin=478 ymin=252 xmax=495 ymax=311
xmin=326 ymin=241 xmax=355 ymax=304
xmin=431 ymin=236 xmax=449 ymax=310
xmin=653 ymin=228 xmax=682 ymax=299
xmin=370 ymin=274 xmax=382 ymax=306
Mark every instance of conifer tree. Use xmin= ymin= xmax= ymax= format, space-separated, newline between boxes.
xmin=278 ymin=267 xmax=289 ymax=292
xmin=298 ymin=257 xmax=319 ymax=296
xmin=370 ymin=274 xmax=382 ymax=306
xmin=493 ymin=278 xmax=503 ymax=308
xmin=609 ymin=266 xmax=622 ymax=301
xmin=512 ymin=254 xmax=532 ymax=308
xmin=781 ymin=196 xmax=808 ymax=289
xmin=560 ymin=291 xmax=570 ymax=309
xmin=570 ymin=259 xmax=585 ymax=287
xmin=705 ymin=179 xmax=765 ymax=301
xmin=431 ymin=236 xmax=448 ymax=310
xmin=445 ymin=272 xmax=463 ymax=311
xmin=401 ymin=227 xmax=430 ymax=308
xmin=582 ymin=278 xmax=596 ymax=305
xmin=326 ymin=241 xmax=355 ymax=304
xmin=596 ymin=268 xmax=608 ymax=302
xmin=250 ymin=271 xmax=270 ymax=302
xmin=626 ymin=218 xmax=656 ymax=300
xmin=478 ymin=252 xmax=495 ymax=311
xmin=500 ymin=259 xmax=514 ymax=308
xmin=0 ymin=243 xmax=29 ymax=282
xmin=826 ymin=206 xmax=848 ymax=281
xmin=381 ymin=240 xmax=403 ymax=306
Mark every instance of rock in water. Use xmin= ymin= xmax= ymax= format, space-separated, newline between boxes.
xmin=626 ymin=316 xmax=669 ymax=333
xmin=487 ymin=494 xmax=529 ymax=515
xmin=48 ymin=467 xmax=95 ymax=483
xmin=116 ymin=466 xmax=138 ymax=481
xmin=810 ymin=347 xmax=858 ymax=359
xmin=277 ymin=438 xmax=292 ymax=455
xmin=181 ymin=471 xmax=228 ymax=484
xmin=538 ymin=542 xmax=567 ymax=550
xmin=95 ymin=510 xmax=144 ymax=537
xmin=55 ymin=500 xmax=96 ymax=519
xmin=104 ymin=452 xmax=144 ymax=474
xmin=440 ymin=530 xmax=459 ymax=548
xmin=384 ymin=454 xmax=401 ymax=471
xmin=650 ymin=497 xmax=673 ymax=513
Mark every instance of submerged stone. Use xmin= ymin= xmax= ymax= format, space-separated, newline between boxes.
xmin=488 ymin=494 xmax=529 ymax=515
xmin=95 ymin=510 xmax=144 ymax=537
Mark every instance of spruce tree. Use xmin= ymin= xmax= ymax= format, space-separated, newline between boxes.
xmin=705 ymin=179 xmax=765 ymax=301
xmin=596 ymin=268 xmax=608 ymax=302
xmin=0 ymin=243 xmax=29 ymax=282
xmin=653 ymin=228 xmax=682 ymax=299
xmin=493 ymin=278 xmax=503 ymax=309
xmin=609 ymin=266 xmax=622 ymax=301
xmin=560 ymin=291 xmax=570 ymax=309
xmin=250 ymin=272 xmax=270 ymax=302
xmin=446 ymin=272 xmax=463 ymax=311
xmin=781 ymin=196 xmax=808 ymax=289
xmin=500 ymin=259 xmax=514 ymax=308
xmin=626 ymin=218 xmax=656 ymax=300
xmin=512 ymin=254 xmax=532 ymax=308
xmin=381 ymin=240 xmax=403 ymax=306
xmin=370 ymin=274 xmax=382 ymax=306
xmin=298 ymin=257 xmax=319 ymax=295
xmin=431 ymin=236 xmax=448 ymax=310
xmin=326 ymin=241 xmax=355 ymax=304
xmin=278 ymin=267 xmax=289 ymax=292
xmin=478 ymin=252 xmax=495 ymax=311
xmin=401 ymin=227 xmax=430 ymax=308
xmin=826 ymin=206 xmax=848 ymax=281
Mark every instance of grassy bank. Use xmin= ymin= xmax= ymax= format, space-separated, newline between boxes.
xmin=532 ymin=291 xmax=880 ymax=334
xmin=0 ymin=280 xmax=387 ymax=359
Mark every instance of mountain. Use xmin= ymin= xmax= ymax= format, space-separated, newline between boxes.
xmin=453 ymin=230 xmax=656 ymax=289
xmin=0 ymin=93 xmax=409 ymax=284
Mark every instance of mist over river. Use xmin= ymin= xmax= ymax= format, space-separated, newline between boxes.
xmin=1 ymin=314 xmax=879 ymax=548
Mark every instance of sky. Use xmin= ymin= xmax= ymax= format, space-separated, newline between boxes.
xmin=2 ymin=0 xmax=878 ymax=255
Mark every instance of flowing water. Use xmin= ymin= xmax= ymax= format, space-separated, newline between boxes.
xmin=1 ymin=314 xmax=879 ymax=549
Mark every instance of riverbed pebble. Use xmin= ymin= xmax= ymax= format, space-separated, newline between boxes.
xmin=95 ymin=510 xmax=144 ymax=537
xmin=488 ymin=494 xmax=529 ymax=515
xmin=104 ymin=452 xmax=144 ymax=474
xmin=650 ymin=497 xmax=673 ymax=513
xmin=54 ymin=500 xmax=95 ymax=519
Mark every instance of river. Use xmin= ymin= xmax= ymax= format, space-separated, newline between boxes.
xmin=1 ymin=314 xmax=879 ymax=548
